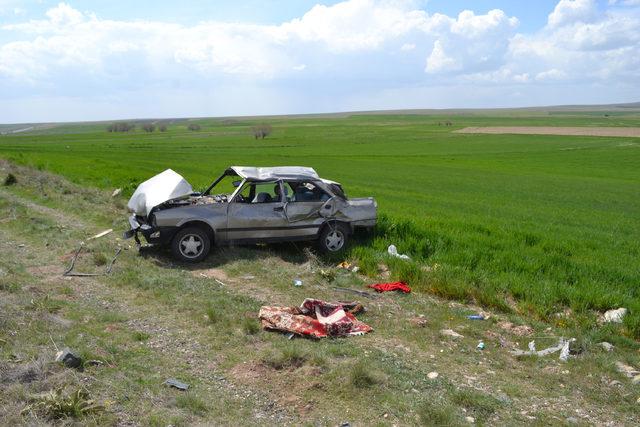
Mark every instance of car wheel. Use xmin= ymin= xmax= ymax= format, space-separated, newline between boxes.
xmin=171 ymin=227 xmax=211 ymax=262
xmin=318 ymin=222 xmax=349 ymax=253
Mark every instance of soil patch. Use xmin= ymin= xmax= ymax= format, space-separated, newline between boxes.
xmin=455 ymin=126 xmax=640 ymax=138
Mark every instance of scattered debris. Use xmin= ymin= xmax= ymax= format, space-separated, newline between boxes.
xmin=63 ymin=244 xmax=122 ymax=277
xmin=111 ymin=188 xmax=122 ymax=197
xmin=440 ymin=329 xmax=464 ymax=339
xmin=88 ymin=229 xmax=113 ymax=240
xmin=332 ymin=287 xmax=378 ymax=299
xmin=387 ymin=244 xmax=410 ymax=260
xmin=259 ymin=299 xmax=372 ymax=339
xmin=377 ymin=263 xmax=390 ymax=279
xmin=427 ymin=371 xmax=439 ymax=379
xmin=409 ymin=316 xmax=428 ymax=327
xmin=511 ymin=338 xmax=575 ymax=361
xmin=164 ymin=378 xmax=189 ymax=390
xmin=604 ymin=308 xmax=627 ymax=323
xmin=4 ymin=173 xmax=17 ymax=186
xmin=615 ymin=362 xmax=640 ymax=384
xmin=368 ymin=281 xmax=411 ymax=293
xmin=477 ymin=341 xmax=486 ymax=350
xmin=85 ymin=360 xmax=104 ymax=367
xmin=559 ymin=340 xmax=571 ymax=362
xmin=498 ymin=321 xmax=533 ymax=336
xmin=599 ymin=342 xmax=614 ymax=352
xmin=319 ymin=269 xmax=336 ymax=281
xmin=465 ymin=416 xmax=475 ymax=424
xmin=467 ymin=314 xmax=485 ymax=320
xmin=55 ymin=348 xmax=82 ymax=370
xmin=293 ymin=279 xmax=303 ymax=287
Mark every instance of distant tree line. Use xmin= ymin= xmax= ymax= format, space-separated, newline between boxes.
xmin=106 ymin=122 xmax=135 ymax=132
xmin=187 ymin=123 xmax=201 ymax=131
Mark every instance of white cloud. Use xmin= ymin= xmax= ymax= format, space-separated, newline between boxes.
xmin=425 ymin=40 xmax=457 ymax=73
xmin=547 ymin=0 xmax=597 ymax=28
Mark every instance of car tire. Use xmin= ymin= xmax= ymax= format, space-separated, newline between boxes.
xmin=171 ymin=227 xmax=211 ymax=262
xmin=318 ymin=222 xmax=349 ymax=253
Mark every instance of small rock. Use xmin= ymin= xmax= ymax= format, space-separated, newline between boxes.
xmin=465 ymin=416 xmax=475 ymax=423
xmin=427 ymin=371 xmax=439 ymax=379
xmin=604 ymin=307 xmax=627 ymax=323
xmin=111 ymin=188 xmax=122 ymax=197
xmin=440 ymin=329 xmax=464 ymax=339
xmin=599 ymin=342 xmax=614 ymax=352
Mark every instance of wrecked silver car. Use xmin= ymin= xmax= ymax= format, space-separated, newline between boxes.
xmin=125 ymin=166 xmax=377 ymax=262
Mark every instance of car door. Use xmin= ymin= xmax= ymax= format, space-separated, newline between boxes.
xmin=225 ymin=180 xmax=290 ymax=242
xmin=281 ymin=180 xmax=330 ymax=239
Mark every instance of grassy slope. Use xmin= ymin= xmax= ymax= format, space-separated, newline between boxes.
xmin=1 ymin=112 xmax=639 ymax=337
xmin=1 ymin=161 xmax=639 ymax=425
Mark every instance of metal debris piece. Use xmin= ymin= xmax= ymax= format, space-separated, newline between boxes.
xmin=88 ymin=229 xmax=113 ymax=240
xmin=55 ymin=348 xmax=82 ymax=369
xmin=332 ymin=287 xmax=378 ymax=298
xmin=164 ymin=378 xmax=189 ymax=391
xmin=63 ymin=244 xmax=122 ymax=277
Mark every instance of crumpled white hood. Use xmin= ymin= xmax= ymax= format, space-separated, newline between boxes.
xmin=127 ymin=169 xmax=193 ymax=217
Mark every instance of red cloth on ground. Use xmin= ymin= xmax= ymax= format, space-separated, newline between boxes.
xmin=368 ymin=281 xmax=411 ymax=293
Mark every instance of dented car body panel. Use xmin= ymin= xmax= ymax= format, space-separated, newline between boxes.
xmin=125 ymin=166 xmax=377 ymax=254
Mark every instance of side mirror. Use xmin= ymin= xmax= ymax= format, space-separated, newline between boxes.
xmin=232 ymin=180 xmax=241 ymax=188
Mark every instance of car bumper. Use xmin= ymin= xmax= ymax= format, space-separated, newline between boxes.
xmin=123 ymin=214 xmax=176 ymax=245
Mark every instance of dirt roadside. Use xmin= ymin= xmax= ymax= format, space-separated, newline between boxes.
xmin=1 ymin=161 xmax=639 ymax=426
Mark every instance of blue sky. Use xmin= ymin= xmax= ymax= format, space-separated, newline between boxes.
xmin=1 ymin=0 xmax=639 ymax=122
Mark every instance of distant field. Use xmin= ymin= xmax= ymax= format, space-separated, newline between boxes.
xmin=456 ymin=126 xmax=640 ymax=137
xmin=2 ymin=111 xmax=640 ymax=336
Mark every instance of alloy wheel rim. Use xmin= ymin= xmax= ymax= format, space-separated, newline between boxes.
xmin=325 ymin=230 xmax=344 ymax=251
xmin=179 ymin=234 xmax=203 ymax=258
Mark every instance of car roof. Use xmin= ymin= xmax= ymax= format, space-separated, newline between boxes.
xmin=229 ymin=166 xmax=320 ymax=181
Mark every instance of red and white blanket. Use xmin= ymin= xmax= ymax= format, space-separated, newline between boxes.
xmin=259 ymin=299 xmax=372 ymax=339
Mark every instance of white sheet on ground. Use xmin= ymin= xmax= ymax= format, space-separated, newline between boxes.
xmin=127 ymin=169 xmax=192 ymax=217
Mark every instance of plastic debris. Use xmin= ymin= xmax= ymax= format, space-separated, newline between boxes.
xmin=55 ymin=348 xmax=82 ymax=370
xmin=427 ymin=371 xmax=439 ymax=379
xmin=293 ymin=279 xmax=303 ymax=287
xmin=467 ymin=314 xmax=485 ymax=320
xmin=164 ymin=378 xmax=189 ymax=390
xmin=599 ymin=342 xmax=614 ymax=352
xmin=604 ymin=308 xmax=627 ymax=323
xmin=111 ymin=188 xmax=122 ymax=197
xmin=387 ymin=244 xmax=410 ymax=260
xmin=511 ymin=338 xmax=576 ymax=361
xmin=440 ymin=329 xmax=464 ymax=339
xmin=465 ymin=416 xmax=476 ymax=423
xmin=559 ymin=340 xmax=571 ymax=362
xmin=477 ymin=341 xmax=486 ymax=350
